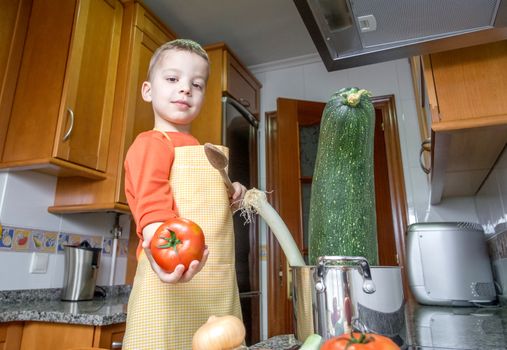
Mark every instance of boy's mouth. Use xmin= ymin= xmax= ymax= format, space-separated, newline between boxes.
xmin=172 ymin=100 xmax=191 ymax=108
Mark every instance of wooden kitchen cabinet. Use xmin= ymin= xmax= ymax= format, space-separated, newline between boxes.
xmin=191 ymin=43 xmax=261 ymax=145
xmin=0 ymin=322 xmax=23 ymax=350
xmin=18 ymin=321 xmax=125 ymax=350
xmin=49 ymin=1 xmax=176 ymax=213
xmin=0 ymin=0 xmax=32 ymax=157
xmin=0 ymin=0 xmax=123 ymax=179
xmin=419 ymin=40 xmax=507 ymax=203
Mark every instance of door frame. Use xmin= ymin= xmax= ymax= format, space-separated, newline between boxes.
xmin=264 ymin=95 xmax=409 ymax=337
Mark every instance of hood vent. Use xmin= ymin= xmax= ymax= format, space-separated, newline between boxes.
xmin=294 ymin=0 xmax=507 ymax=71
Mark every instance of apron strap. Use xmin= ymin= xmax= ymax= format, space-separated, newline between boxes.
xmin=153 ymin=128 xmax=175 ymax=153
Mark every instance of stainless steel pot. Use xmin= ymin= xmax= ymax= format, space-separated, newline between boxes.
xmin=292 ymin=256 xmax=405 ymax=341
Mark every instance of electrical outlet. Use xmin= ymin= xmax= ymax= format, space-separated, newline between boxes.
xmin=29 ymin=252 xmax=49 ymax=274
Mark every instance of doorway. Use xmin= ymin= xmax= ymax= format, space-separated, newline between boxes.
xmin=265 ymin=95 xmax=408 ymax=336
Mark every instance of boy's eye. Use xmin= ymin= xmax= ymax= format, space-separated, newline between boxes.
xmin=166 ymin=77 xmax=177 ymax=82
xmin=192 ymin=83 xmax=203 ymax=89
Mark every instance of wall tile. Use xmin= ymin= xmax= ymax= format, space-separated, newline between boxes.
xmin=347 ymin=60 xmax=399 ymax=97
xmin=60 ymin=212 xmax=119 ymax=237
xmin=475 ymin=147 xmax=507 ymax=234
xmin=395 ymin=58 xmax=417 ymax=102
xmin=1 ymin=172 xmax=60 ymax=231
xmin=259 ymin=65 xmax=305 ymax=112
xmin=302 ymin=62 xmax=349 ymax=102
xmin=398 ymin=99 xmax=424 ymax=169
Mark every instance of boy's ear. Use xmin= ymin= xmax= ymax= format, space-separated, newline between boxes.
xmin=141 ymin=81 xmax=152 ymax=102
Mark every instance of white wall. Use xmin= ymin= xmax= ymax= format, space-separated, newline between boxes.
xmin=0 ymin=171 xmax=129 ymax=290
xmin=249 ymin=54 xmax=479 ymax=339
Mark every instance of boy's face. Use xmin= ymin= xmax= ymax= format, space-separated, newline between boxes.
xmin=142 ymin=49 xmax=209 ymax=131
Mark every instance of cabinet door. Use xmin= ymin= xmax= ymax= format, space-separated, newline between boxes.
xmin=20 ymin=322 xmax=95 ymax=350
xmin=0 ymin=0 xmax=31 ymax=156
xmin=0 ymin=322 xmax=23 ymax=350
xmin=425 ymin=40 xmax=507 ymax=129
xmin=49 ymin=2 xmax=175 ymax=213
xmin=55 ymin=0 xmax=123 ymax=171
xmin=93 ymin=322 xmax=125 ymax=349
xmin=117 ymin=24 xmax=173 ymax=204
xmin=224 ymin=51 xmax=260 ymax=115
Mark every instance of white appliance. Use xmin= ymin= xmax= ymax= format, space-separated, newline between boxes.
xmin=407 ymin=222 xmax=496 ymax=306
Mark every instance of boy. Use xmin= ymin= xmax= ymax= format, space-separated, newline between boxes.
xmin=123 ymin=39 xmax=245 ymax=349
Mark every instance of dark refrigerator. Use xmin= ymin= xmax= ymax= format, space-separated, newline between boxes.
xmin=222 ymin=96 xmax=260 ymax=345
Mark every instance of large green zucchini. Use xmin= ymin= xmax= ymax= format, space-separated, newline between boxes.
xmin=308 ymin=88 xmax=378 ymax=265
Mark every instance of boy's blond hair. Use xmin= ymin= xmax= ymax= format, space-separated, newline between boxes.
xmin=147 ymin=39 xmax=209 ymax=81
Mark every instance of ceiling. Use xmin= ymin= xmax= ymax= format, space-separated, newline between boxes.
xmin=141 ymin=0 xmax=318 ymax=67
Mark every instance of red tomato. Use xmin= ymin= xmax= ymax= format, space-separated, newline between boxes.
xmin=321 ymin=332 xmax=400 ymax=350
xmin=150 ymin=218 xmax=205 ymax=272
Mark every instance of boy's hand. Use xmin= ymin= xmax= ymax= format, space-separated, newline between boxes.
xmin=141 ymin=222 xmax=209 ymax=283
xmin=230 ymin=181 xmax=246 ymax=212
xmin=143 ymin=245 xmax=209 ymax=283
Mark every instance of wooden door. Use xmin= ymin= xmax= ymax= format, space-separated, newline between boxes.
xmin=265 ymin=96 xmax=408 ymax=336
xmin=55 ymin=0 xmax=123 ymax=171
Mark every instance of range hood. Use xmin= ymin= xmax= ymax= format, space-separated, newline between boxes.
xmin=294 ymin=0 xmax=507 ymax=71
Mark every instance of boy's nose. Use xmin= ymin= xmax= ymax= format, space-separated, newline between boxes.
xmin=179 ymin=82 xmax=192 ymax=95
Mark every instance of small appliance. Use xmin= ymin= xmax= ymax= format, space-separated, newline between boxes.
xmin=61 ymin=241 xmax=101 ymax=301
xmin=407 ymin=222 xmax=496 ymax=306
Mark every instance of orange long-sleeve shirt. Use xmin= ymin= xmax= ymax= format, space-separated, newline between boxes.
xmin=124 ymin=130 xmax=200 ymax=256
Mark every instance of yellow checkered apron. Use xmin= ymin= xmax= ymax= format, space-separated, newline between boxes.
xmin=123 ymin=139 xmax=242 ymax=350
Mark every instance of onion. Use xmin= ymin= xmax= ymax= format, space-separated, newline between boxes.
xmin=192 ymin=315 xmax=246 ymax=350
xmin=241 ymin=188 xmax=306 ymax=267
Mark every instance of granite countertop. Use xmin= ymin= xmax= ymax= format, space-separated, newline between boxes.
xmin=252 ymin=301 xmax=507 ymax=350
xmin=249 ymin=334 xmax=301 ymax=349
xmin=0 ymin=285 xmax=130 ymax=326
xmin=2 ymin=288 xmax=507 ymax=349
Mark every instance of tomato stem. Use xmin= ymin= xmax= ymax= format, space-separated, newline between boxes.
xmin=344 ymin=332 xmax=374 ymax=349
xmin=157 ymin=230 xmax=181 ymax=251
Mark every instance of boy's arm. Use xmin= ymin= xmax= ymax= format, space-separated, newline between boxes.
xmin=141 ymin=222 xmax=209 ymax=283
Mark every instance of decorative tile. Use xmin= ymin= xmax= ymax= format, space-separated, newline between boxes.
xmin=487 ymin=228 xmax=507 ymax=261
xmin=57 ymin=232 xmax=70 ymax=253
xmin=102 ymin=238 xmax=112 ymax=255
xmin=118 ymin=239 xmax=128 ymax=257
xmin=68 ymin=234 xmax=81 ymax=246
xmin=89 ymin=235 xmax=103 ymax=249
xmin=0 ymin=225 xmax=125 ymax=256
xmin=30 ymin=231 xmax=44 ymax=251
xmin=0 ymin=227 xmax=14 ymax=249
xmin=12 ymin=229 xmax=30 ymax=251
xmin=42 ymin=232 xmax=57 ymax=253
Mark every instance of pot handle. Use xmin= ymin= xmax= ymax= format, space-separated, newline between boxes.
xmin=317 ymin=256 xmax=376 ymax=294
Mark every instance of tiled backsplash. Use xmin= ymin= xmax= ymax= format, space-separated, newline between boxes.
xmin=0 ymin=224 xmax=128 ymax=257
xmin=476 ymin=146 xmax=507 ymax=299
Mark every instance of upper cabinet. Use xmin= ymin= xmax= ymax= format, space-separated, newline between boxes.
xmin=191 ymin=43 xmax=261 ymax=145
xmin=0 ymin=0 xmax=123 ymax=179
xmin=49 ymin=1 xmax=176 ymax=213
xmin=419 ymin=40 xmax=507 ymax=204
xmin=0 ymin=0 xmax=31 ymax=153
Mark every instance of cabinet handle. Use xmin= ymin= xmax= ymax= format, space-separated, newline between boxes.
xmin=111 ymin=341 xmax=123 ymax=349
xmin=63 ymin=107 xmax=74 ymax=141
xmin=238 ymin=97 xmax=250 ymax=108
xmin=419 ymin=138 xmax=431 ymax=174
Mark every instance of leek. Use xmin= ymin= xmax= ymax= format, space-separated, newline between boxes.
xmin=299 ymin=333 xmax=322 ymax=350
xmin=241 ymin=188 xmax=305 ymax=267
